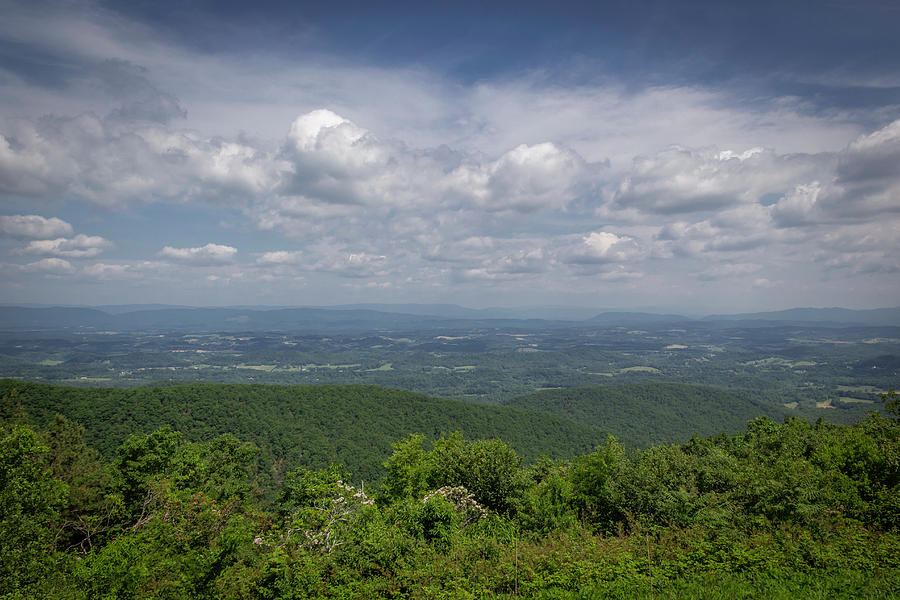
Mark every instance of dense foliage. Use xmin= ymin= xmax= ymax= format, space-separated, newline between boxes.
xmin=502 ymin=383 xmax=789 ymax=445
xmin=1 ymin=387 xmax=898 ymax=598
xmin=0 ymin=380 xmax=605 ymax=482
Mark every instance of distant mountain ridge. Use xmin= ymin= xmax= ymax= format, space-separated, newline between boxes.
xmin=0 ymin=306 xmax=571 ymax=332
xmin=702 ymin=306 xmax=900 ymax=326
xmin=586 ymin=311 xmax=691 ymax=325
xmin=0 ymin=303 xmax=898 ymax=331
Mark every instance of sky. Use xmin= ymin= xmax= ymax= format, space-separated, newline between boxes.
xmin=1 ymin=0 xmax=899 ymax=313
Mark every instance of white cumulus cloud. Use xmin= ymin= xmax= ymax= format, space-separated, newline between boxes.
xmin=83 ymin=262 xmax=137 ymax=279
xmin=612 ymin=145 xmax=822 ymax=215
xmin=561 ymin=231 xmax=641 ymax=265
xmin=256 ymin=250 xmax=304 ymax=265
xmin=21 ymin=234 xmax=113 ymax=258
xmin=158 ymin=243 xmax=237 ymax=265
xmin=0 ymin=214 xmax=73 ymax=239
xmin=447 ymin=142 xmax=590 ymax=213
xmin=22 ymin=257 xmax=75 ymax=274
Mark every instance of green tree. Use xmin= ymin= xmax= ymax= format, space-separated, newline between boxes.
xmin=569 ymin=436 xmax=628 ymax=530
xmin=43 ymin=414 xmax=121 ymax=553
xmin=172 ymin=434 xmax=259 ymax=502
xmin=0 ymin=423 xmax=67 ymax=593
xmin=115 ymin=425 xmax=180 ymax=518
xmin=381 ymin=433 xmax=431 ymax=501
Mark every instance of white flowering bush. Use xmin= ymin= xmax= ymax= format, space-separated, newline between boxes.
xmin=422 ymin=485 xmax=486 ymax=528
xmin=275 ymin=466 xmax=375 ymax=553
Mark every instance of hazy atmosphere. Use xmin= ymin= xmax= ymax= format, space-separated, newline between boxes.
xmin=2 ymin=0 xmax=899 ymax=312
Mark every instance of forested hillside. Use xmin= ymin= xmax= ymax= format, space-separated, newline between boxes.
xmin=1 ymin=392 xmax=897 ymax=598
xmin=503 ymin=383 xmax=796 ymax=445
xmin=0 ymin=380 xmax=606 ymax=481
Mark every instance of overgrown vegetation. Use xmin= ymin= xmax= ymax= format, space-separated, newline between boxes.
xmin=1 ymin=385 xmax=898 ymax=598
xmin=0 ymin=380 xmax=605 ymax=481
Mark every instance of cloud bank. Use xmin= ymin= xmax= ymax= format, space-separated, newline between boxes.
xmin=1 ymin=0 xmax=898 ymax=311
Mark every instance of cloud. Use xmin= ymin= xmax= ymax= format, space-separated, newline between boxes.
xmin=158 ymin=243 xmax=237 ymax=265
xmin=697 ymin=263 xmax=762 ymax=281
xmin=490 ymin=247 xmax=547 ymax=275
xmin=769 ymin=119 xmax=900 ymax=227
xmin=447 ymin=142 xmax=590 ymax=213
xmin=0 ymin=129 xmax=59 ymax=196
xmin=0 ymin=113 xmax=276 ymax=206
xmin=22 ymin=257 xmax=75 ymax=274
xmin=450 ymin=244 xmax=548 ymax=282
xmin=256 ymin=250 xmax=304 ymax=265
xmin=0 ymin=0 xmax=898 ymax=310
xmin=287 ymin=109 xmax=369 ymax=155
xmin=21 ymin=234 xmax=112 ymax=258
xmin=822 ymin=119 xmax=900 ymax=219
xmin=312 ymin=250 xmax=389 ymax=278
xmin=771 ymin=182 xmax=822 ymax=227
xmin=560 ymin=231 xmax=641 ymax=265
xmin=0 ymin=214 xmax=73 ymax=239
xmin=97 ymin=59 xmax=187 ymax=124
xmin=753 ymin=278 xmax=777 ymax=289
xmin=277 ymin=109 xmax=398 ymax=208
xmin=597 ymin=266 xmax=644 ymax=281
xmin=255 ymin=109 xmax=600 ymax=253
xmin=82 ymin=262 xmax=137 ymax=279
xmin=612 ymin=145 xmax=823 ymax=216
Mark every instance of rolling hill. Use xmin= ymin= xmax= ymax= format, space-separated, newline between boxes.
xmin=501 ymin=382 xmax=796 ymax=445
xmin=0 ymin=379 xmax=607 ymax=481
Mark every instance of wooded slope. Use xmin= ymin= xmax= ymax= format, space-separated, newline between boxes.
xmin=503 ymin=382 xmax=793 ymax=445
xmin=0 ymin=379 xmax=606 ymax=479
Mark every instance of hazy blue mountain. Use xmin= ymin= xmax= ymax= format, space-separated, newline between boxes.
xmin=0 ymin=306 xmax=115 ymax=329
xmin=0 ymin=305 xmax=574 ymax=332
xmin=3 ymin=304 xmax=898 ymax=332
xmin=95 ymin=304 xmax=197 ymax=314
xmin=320 ymin=303 xmax=605 ymax=320
xmin=703 ymin=306 xmax=900 ymax=326
xmin=586 ymin=311 xmax=692 ymax=325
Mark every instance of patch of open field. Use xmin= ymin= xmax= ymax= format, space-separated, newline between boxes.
xmin=366 ymin=363 xmax=394 ymax=371
xmin=839 ymin=396 xmax=875 ymax=404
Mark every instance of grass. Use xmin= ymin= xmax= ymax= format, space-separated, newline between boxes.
xmin=619 ymin=366 xmax=661 ymax=374
xmin=840 ymin=396 xmax=875 ymax=404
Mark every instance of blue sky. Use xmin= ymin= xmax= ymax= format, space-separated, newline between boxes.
xmin=1 ymin=0 xmax=899 ymax=312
